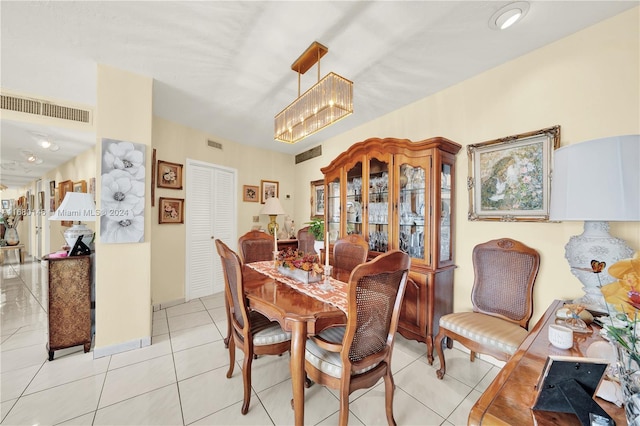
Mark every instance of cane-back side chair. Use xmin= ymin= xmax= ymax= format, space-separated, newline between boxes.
xmin=332 ymin=234 xmax=369 ymax=282
xmin=435 ymin=238 xmax=540 ymax=379
xmin=297 ymin=226 xmax=316 ymax=256
xmin=304 ymin=250 xmax=411 ymax=425
xmin=238 ymin=230 xmax=275 ymax=264
xmin=215 ymin=239 xmax=291 ymax=415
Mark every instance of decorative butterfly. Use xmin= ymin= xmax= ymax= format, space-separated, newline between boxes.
xmin=591 ymin=260 xmax=606 ymax=273
xmin=571 ymin=259 xmax=606 ymax=273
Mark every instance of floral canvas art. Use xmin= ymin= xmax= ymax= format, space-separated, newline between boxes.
xmin=468 ymin=126 xmax=560 ymax=222
xmin=100 ymin=138 xmax=146 ymax=243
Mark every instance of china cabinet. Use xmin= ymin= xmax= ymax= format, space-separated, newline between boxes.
xmin=321 ymin=137 xmax=461 ymax=363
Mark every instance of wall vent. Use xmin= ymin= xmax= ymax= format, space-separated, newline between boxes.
xmin=295 ymin=145 xmax=322 ymax=164
xmin=1 ymin=94 xmax=92 ymax=124
xmin=207 ymin=139 xmax=223 ymax=150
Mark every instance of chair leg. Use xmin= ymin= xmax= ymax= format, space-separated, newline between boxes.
xmin=470 ymin=351 xmax=476 ymax=362
xmin=338 ymin=385 xmax=350 ymax=426
xmin=384 ymin=369 xmax=397 ymax=426
xmin=226 ymin=335 xmax=236 ymax=379
xmin=435 ymin=330 xmax=447 ymax=380
xmin=224 ymin=300 xmax=231 ymax=348
xmin=241 ymin=349 xmax=253 ymax=415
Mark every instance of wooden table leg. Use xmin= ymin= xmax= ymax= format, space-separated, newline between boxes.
xmin=289 ymin=319 xmax=307 ymax=426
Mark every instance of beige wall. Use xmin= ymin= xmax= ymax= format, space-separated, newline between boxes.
xmin=293 ymin=7 xmax=640 ymax=325
xmin=150 ymin=117 xmax=294 ymax=305
xmin=94 ymin=65 xmax=153 ymax=353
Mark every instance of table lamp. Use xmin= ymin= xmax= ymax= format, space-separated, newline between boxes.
xmin=260 ymin=197 xmax=286 ymax=236
xmin=549 ymin=134 xmax=640 ymax=311
xmin=49 ymin=192 xmax=97 ymax=249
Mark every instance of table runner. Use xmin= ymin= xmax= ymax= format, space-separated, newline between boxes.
xmin=246 ymin=261 xmax=348 ymax=313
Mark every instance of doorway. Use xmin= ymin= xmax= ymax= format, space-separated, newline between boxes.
xmin=185 ymin=159 xmax=237 ymax=300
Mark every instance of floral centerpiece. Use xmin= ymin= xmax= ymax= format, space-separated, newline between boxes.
xmin=597 ymin=252 xmax=640 ymax=424
xmin=275 ymin=247 xmax=324 ymax=283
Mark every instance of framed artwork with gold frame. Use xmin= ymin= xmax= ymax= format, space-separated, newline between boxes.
xmin=467 ymin=125 xmax=560 ymax=222
xmin=310 ymin=179 xmax=324 ymax=219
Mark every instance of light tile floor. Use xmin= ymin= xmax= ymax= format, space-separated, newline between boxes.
xmin=0 ymin=254 xmax=500 ymax=425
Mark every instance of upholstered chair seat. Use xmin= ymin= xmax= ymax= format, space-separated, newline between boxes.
xmin=438 ymin=311 xmax=528 ymax=357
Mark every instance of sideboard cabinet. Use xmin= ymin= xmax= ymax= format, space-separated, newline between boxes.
xmin=45 ymin=254 xmax=92 ymax=360
xmin=321 ymin=137 xmax=461 ymax=363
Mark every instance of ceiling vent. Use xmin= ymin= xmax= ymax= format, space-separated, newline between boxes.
xmin=207 ymin=139 xmax=223 ymax=150
xmin=1 ymin=93 xmax=92 ymax=124
xmin=295 ymin=145 xmax=322 ymax=164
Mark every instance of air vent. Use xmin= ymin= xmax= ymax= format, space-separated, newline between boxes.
xmin=295 ymin=145 xmax=322 ymax=164
xmin=0 ymin=94 xmax=92 ymax=124
xmin=207 ymin=139 xmax=223 ymax=150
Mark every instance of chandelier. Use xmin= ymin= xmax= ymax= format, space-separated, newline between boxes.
xmin=274 ymin=41 xmax=353 ymax=144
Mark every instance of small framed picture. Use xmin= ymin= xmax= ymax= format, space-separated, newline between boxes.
xmin=89 ymin=177 xmax=96 ymax=199
xmin=243 ymin=185 xmax=259 ymax=202
xmin=157 ymin=160 xmax=183 ymax=189
xmin=49 ymin=180 xmax=56 ymax=197
xmin=38 ymin=191 xmax=45 ymax=210
xmin=159 ymin=197 xmax=184 ymax=224
xmin=58 ymin=180 xmax=74 ymax=226
xmin=74 ymin=180 xmax=87 ymax=193
xmin=260 ymin=180 xmax=279 ymax=204
xmin=1 ymin=199 xmax=10 ymax=210
xmin=310 ymin=179 xmax=324 ymax=219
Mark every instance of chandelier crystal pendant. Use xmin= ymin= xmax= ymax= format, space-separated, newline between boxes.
xmin=274 ymin=41 xmax=353 ymax=144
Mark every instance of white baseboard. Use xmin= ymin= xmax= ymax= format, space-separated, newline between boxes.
xmin=93 ymin=336 xmax=151 ymax=359
xmin=152 ymin=298 xmax=186 ymax=311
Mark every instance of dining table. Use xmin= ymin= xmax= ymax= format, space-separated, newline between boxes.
xmin=244 ymin=261 xmax=348 ymax=426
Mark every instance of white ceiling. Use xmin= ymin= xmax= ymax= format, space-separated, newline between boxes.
xmin=1 ymin=1 xmax=636 ymax=189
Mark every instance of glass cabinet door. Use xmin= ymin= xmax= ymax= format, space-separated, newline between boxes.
xmin=440 ymin=163 xmax=452 ymax=262
xmin=327 ymin=176 xmax=341 ymax=243
xmin=397 ymin=162 xmax=427 ymax=262
xmin=368 ymin=156 xmax=390 ymax=253
xmin=346 ymin=161 xmax=363 ymax=237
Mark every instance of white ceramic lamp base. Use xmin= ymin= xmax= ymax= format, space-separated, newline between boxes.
xmin=566 ymin=221 xmax=634 ymax=312
xmin=64 ymin=224 xmax=94 ymax=249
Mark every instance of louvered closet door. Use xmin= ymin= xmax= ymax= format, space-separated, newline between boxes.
xmin=186 ymin=159 xmax=237 ymax=299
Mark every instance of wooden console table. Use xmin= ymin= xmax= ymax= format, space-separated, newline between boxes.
xmin=469 ymin=299 xmax=625 ymax=425
xmin=0 ymin=244 xmax=25 ymax=265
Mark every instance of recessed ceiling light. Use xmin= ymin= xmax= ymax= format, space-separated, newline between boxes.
xmin=39 ymin=140 xmax=52 ymax=149
xmin=489 ymin=1 xmax=529 ymax=30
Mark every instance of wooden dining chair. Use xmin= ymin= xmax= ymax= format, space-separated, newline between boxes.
xmin=297 ymin=226 xmax=316 ymax=255
xmin=215 ymin=239 xmax=291 ymax=415
xmin=434 ymin=238 xmax=540 ymax=379
xmin=220 ymin=230 xmax=276 ymax=348
xmin=238 ymin=230 xmax=275 ymax=264
xmin=332 ymin=234 xmax=369 ymax=282
xmin=304 ymin=250 xmax=411 ymax=426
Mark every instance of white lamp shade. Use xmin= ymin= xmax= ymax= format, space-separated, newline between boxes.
xmin=260 ymin=197 xmax=286 ymax=215
xmin=549 ymin=135 xmax=640 ymax=221
xmin=49 ymin=192 xmax=97 ymax=222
